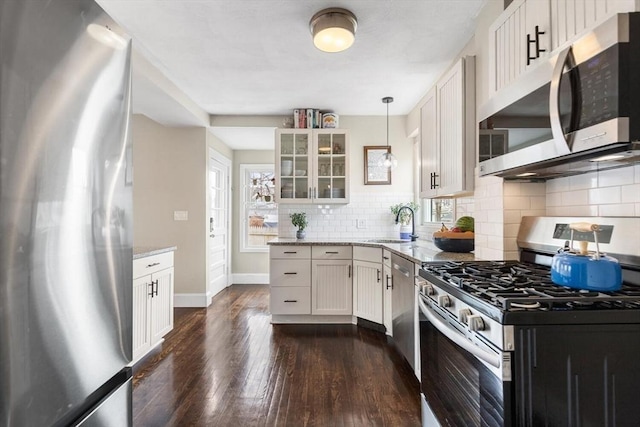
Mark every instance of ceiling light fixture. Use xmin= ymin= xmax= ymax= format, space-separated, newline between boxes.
xmin=379 ymin=96 xmax=398 ymax=170
xmin=309 ymin=8 xmax=357 ymax=53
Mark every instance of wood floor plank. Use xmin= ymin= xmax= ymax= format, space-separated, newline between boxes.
xmin=133 ymin=284 xmax=421 ymax=426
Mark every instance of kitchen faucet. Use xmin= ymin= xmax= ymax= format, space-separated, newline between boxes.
xmin=394 ymin=206 xmax=419 ymax=242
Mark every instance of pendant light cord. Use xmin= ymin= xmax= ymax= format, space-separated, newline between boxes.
xmin=386 ymin=101 xmax=389 ymax=148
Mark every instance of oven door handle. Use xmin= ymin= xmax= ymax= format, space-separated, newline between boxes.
xmin=418 ymin=296 xmax=501 ymax=368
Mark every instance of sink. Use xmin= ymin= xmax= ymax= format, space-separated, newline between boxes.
xmin=365 ymin=239 xmax=410 ymax=244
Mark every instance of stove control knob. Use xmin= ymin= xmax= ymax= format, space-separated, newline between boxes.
xmin=468 ymin=315 xmax=486 ymax=332
xmin=423 ymin=284 xmax=435 ymax=296
xmin=437 ymin=295 xmax=451 ymax=308
xmin=458 ymin=308 xmax=472 ymax=325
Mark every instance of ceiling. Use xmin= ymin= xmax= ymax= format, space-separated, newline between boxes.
xmin=96 ymin=0 xmax=487 ymax=149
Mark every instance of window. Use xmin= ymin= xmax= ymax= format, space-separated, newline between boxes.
xmin=240 ymin=164 xmax=278 ymax=252
xmin=422 ymin=199 xmax=455 ymax=224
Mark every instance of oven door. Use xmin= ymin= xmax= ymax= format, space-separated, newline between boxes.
xmin=418 ymin=296 xmax=512 ymax=427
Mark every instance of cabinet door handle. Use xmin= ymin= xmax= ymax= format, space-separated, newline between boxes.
xmin=386 ymin=275 xmax=393 ymax=290
xmin=308 ymin=187 xmax=312 ymax=199
xmin=148 ymin=282 xmax=154 ymax=297
xmin=284 ymin=272 xmax=297 ymax=275
xmin=348 ymin=265 xmax=352 ymax=278
xmin=377 ymin=269 xmax=381 ymax=283
xmin=283 ymin=251 xmax=297 ymax=254
xmin=383 ymin=256 xmax=389 ymax=260
xmin=284 ymin=299 xmax=298 ymax=303
xmin=154 ymin=280 xmax=159 ymax=297
xmin=432 ymin=173 xmax=439 ymax=189
xmin=146 ymin=262 xmax=160 ymax=268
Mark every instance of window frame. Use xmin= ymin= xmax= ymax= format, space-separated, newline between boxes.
xmin=239 ymin=164 xmax=278 ymax=253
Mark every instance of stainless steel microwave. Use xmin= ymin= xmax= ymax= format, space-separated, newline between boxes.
xmin=478 ymin=13 xmax=640 ymax=180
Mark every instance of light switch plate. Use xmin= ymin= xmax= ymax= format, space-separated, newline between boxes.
xmin=356 ymin=219 xmax=366 ymax=229
xmin=174 ymin=210 xmax=189 ymax=221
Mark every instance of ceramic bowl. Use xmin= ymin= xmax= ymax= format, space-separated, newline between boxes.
xmin=433 ymin=236 xmax=474 ymax=253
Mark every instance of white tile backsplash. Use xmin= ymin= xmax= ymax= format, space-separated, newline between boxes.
xmin=278 ymin=192 xmax=414 ymax=239
xmin=598 ymin=167 xmax=635 ymax=187
xmin=561 ymin=189 xmax=588 ymax=206
xmin=597 ymin=203 xmax=636 ymax=217
xmin=621 ymin=184 xmax=640 ymax=203
xmin=474 ymin=164 xmax=638 ymax=261
xmin=589 ymin=187 xmax=621 ymax=205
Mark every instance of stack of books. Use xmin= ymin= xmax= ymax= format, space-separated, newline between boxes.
xmin=293 ymin=108 xmax=323 ymax=129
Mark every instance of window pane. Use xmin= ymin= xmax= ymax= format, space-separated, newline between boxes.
xmin=241 ymin=165 xmax=278 ymax=252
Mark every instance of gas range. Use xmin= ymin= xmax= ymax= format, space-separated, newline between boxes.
xmin=417 ymin=217 xmax=640 ymax=354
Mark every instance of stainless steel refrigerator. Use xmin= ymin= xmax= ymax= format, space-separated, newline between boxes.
xmin=1 ymin=0 xmax=133 ymax=425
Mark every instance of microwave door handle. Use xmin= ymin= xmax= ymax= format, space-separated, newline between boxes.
xmin=549 ymin=46 xmax=576 ymax=154
xmin=418 ymin=296 xmax=501 ymax=369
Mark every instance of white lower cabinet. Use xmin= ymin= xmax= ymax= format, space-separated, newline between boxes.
xmin=132 ymin=251 xmax=175 ymax=364
xmin=383 ymin=250 xmax=393 ymax=335
xmin=311 ymin=246 xmax=352 ymax=315
xmin=353 ymin=246 xmax=383 ymax=324
xmin=270 ymin=245 xmax=311 ymax=315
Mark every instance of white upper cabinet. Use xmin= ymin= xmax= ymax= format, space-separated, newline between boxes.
xmin=489 ymin=0 xmax=551 ymax=94
xmin=550 ymin=0 xmax=638 ymax=50
xmin=275 ymin=129 xmax=349 ymax=204
xmin=490 ymin=0 xmax=638 ymax=94
xmin=420 ymin=56 xmax=475 ymax=199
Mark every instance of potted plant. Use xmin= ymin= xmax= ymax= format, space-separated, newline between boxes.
xmin=390 ymin=202 xmax=420 ymax=239
xmin=290 ymin=212 xmax=308 ymax=239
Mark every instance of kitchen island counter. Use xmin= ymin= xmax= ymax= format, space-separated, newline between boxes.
xmin=267 ymin=238 xmax=476 ymax=264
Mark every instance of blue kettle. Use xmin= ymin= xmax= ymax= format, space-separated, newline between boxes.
xmin=551 ymin=222 xmax=622 ymax=292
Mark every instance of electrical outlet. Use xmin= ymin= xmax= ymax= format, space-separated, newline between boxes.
xmin=174 ymin=210 xmax=189 ymax=221
xmin=356 ymin=219 xmax=367 ymax=229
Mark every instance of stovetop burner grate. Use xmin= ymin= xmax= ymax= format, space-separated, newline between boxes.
xmin=421 ymin=260 xmax=640 ymax=312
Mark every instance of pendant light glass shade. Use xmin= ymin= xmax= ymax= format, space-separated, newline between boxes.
xmin=378 ymin=96 xmax=398 ymax=170
xmin=309 ymin=8 xmax=357 ymax=53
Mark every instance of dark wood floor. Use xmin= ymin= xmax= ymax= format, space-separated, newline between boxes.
xmin=132 ymin=284 xmax=421 ymax=426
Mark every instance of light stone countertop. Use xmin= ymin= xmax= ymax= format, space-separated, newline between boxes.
xmin=267 ymin=238 xmax=477 ymax=264
xmin=133 ymin=246 xmax=177 ymax=260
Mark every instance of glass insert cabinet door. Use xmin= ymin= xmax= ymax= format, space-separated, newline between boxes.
xmin=276 ymin=129 xmax=349 ymax=204
xmin=277 ymin=130 xmax=310 ymax=201
xmin=316 ymin=131 xmax=347 ymax=201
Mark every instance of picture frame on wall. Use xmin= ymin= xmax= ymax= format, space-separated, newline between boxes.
xmin=364 ymin=146 xmax=391 ymax=185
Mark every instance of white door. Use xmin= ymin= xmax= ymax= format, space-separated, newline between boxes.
xmin=208 ymin=149 xmax=231 ymax=301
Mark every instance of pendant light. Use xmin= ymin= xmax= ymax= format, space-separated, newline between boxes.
xmin=378 ymin=96 xmax=398 ymax=170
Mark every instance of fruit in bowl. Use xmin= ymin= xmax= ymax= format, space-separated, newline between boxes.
xmin=432 ymin=217 xmax=475 ymax=253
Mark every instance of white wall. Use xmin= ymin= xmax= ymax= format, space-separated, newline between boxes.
xmin=133 ymin=114 xmax=234 ymax=305
xmin=133 ymin=115 xmax=207 ymax=296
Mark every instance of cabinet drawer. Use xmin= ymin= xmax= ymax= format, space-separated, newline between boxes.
xmin=133 ymin=251 xmax=174 ymax=279
xmin=270 ymin=287 xmax=311 ymax=314
xmin=353 ymin=246 xmax=382 ymax=263
xmin=270 ymin=259 xmax=311 ymax=287
xmin=312 ymin=246 xmax=352 ymax=260
xmin=270 ymin=245 xmax=311 ymax=259
xmin=383 ymin=250 xmax=392 ymax=268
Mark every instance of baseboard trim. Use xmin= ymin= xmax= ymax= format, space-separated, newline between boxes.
xmin=174 ymin=293 xmax=209 ymax=308
xmin=232 ymin=273 xmax=269 ymax=284
xmin=271 ymin=314 xmax=356 ymax=324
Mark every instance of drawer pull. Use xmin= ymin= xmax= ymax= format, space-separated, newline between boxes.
xmin=284 ymin=272 xmax=297 ymax=275
xmin=146 ymin=262 xmax=160 ymax=268
xmin=383 ymin=256 xmax=390 ymax=260
xmin=325 ymin=251 xmax=339 ymax=254
xmin=283 ymin=251 xmax=297 ymax=254
xmin=284 ymin=299 xmax=298 ymax=303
